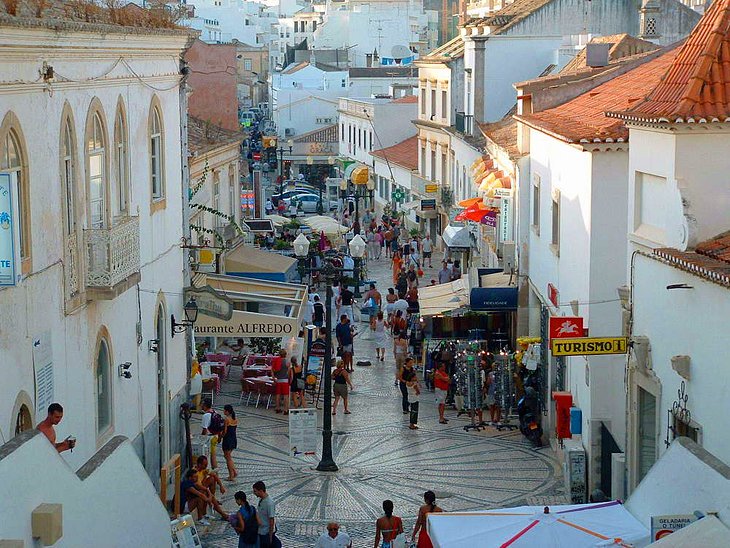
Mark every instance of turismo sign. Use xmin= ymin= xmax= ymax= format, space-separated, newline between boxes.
xmin=551 ymin=337 xmax=628 ymax=356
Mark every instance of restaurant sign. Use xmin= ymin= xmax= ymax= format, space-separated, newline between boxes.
xmin=551 ymin=337 xmax=628 ymax=356
xmin=0 ymin=173 xmax=18 ymax=286
xmin=184 ymin=286 xmax=233 ymax=321
xmin=194 ymin=309 xmax=298 ymax=338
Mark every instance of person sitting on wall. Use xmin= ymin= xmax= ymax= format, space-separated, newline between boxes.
xmin=36 ymin=402 xmax=75 ymax=453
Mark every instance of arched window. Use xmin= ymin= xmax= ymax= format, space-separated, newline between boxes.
xmin=14 ymin=404 xmax=32 ymax=436
xmin=96 ymin=337 xmax=112 ymax=435
xmin=87 ymin=112 xmax=107 ymax=228
xmin=150 ymin=106 xmax=164 ymax=200
xmin=61 ymin=118 xmax=76 ymax=235
xmin=114 ymin=106 xmax=128 ymax=215
xmin=1 ymin=128 xmax=30 ymax=261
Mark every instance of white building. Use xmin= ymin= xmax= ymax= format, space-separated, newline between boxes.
xmin=0 ymin=11 xmax=192 ymax=489
xmin=188 ymin=116 xmax=244 ymax=249
xmin=608 ymin=0 xmax=730 ymax=493
xmin=313 ymin=0 xmax=436 ymax=67
xmin=272 ymin=61 xmax=348 ymax=138
xmin=513 ymin=46 xmax=679 ymax=495
xmin=348 ymin=66 xmax=419 ymax=98
xmin=370 ymin=136 xmax=419 ymax=223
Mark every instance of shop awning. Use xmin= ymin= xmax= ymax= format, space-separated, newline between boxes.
xmin=442 ymin=225 xmax=471 ymax=250
xmin=192 ymin=273 xmax=307 ymax=338
xmin=225 ymin=243 xmax=298 ymax=282
xmin=418 ymin=277 xmax=470 ymax=316
xmin=457 ymin=197 xmax=482 ymax=208
xmin=470 ymin=271 xmax=518 ymax=311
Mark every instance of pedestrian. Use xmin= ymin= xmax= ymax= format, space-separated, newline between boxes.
xmin=338 ymin=285 xmax=355 ymax=324
xmin=253 ymin=481 xmax=278 ymax=548
xmin=393 ymin=330 xmax=408 ymax=386
xmin=384 ymin=227 xmax=394 ymax=258
xmin=366 ymin=229 xmax=377 ymax=259
xmin=437 ymin=261 xmax=450 ymax=284
xmin=180 ymin=469 xmax=213 ymax=525
xmin=313 ymin=294 xmax=326 ymax=327
xmin=201 ymin=398 xmax=224 ymax=469
xmin=374 ymin=499 xmax=403 ymax=548
xmin=412 ymin=491 xmax=443 ymax=547
xmin=433 ymin=363 xmax=450 ymax=425
xmin=315 ymin=522 xmax=352 ymax=548
xmin=406 ymin=286 xmax=419 ymax=314
xmin=272 ymin=349 xmax=290 ymax=415
xmin=290 ymin=356 xmax=305 ymax=409
xmin=265 ymin=198 xmax=273 ymax=215
xmin=392 ymin=310 xmax=407 ymax=338
xmin=486 ymin=364 xmax=502 ymax=425
xmin=332 ymin=359 xmax=354 ymax=415
xmin=421 ymin=234 xmax=433 ymax=268
xmin=409 ymin=235 xmax=419 ymax=259
xmin=395 ymin=269 xmax=408 ymax=298
xmin=36 ymin=402 xmax=76 ymax=453
xmin=391 ymin=250 xmax=403 ymax=284
xmin=407 ymin=264 xmax=419 ymax=289
xmin=372 ymin=311 xmax=388 ymax=362
xmin=451 ymin=259 xmax=462 ymax=281
xmin=375 ymin=227 xmax=384 ymax=259
xmin=234 ymin=491 xmax=262 ymax=548
xmin=362 ymin=282 xmax=382 ymax=325
xmin=335 ymin=315 xmax=354 ymax=372
xmin=404 ymin=358 xmax=420 ymax=429
xmin=222 ymin=404 xmax=238 ymax=481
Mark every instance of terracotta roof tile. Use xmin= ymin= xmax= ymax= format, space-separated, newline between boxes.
xmin=610 ymin=0 xmax=730 ymax=122
xmin=561 ymin=34 xmax=659 ymax=74
xmin=293 ymin=124 xmax=338 ymax=143
xmin=188 ymin=116 xmax=243 ymax=155
xmin=370 ymin=135 xmax=418 ymax=170
xmin=468 ymin=0 xmax=553 ymax=35
xmin=696 ymin=230 xmax=730 ymax=263
xmin=654 ymin=247 xmax=730 ymax=287
xmin=479 ymin=117 xmax=520 ymax=159
xmin=515 ymin=47 xmax=680 ymax=143
xmin=391 ymin=95 xmax=418 ymax=104
xmin=422 ymin=36 xmax=464 ymax=61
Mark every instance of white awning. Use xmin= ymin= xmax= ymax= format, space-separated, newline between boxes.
xmin=303 ymin=215 xmax=349 ymax=238
xmin=193 ymin=273 xmax=307 ymax=338
xmin=225 ymin=243 xmax=298 ymax=282
xmin=418 ymin=277 xmax=470 ymax=316
xmin=443 ymin=224 xmax=471 ymax=249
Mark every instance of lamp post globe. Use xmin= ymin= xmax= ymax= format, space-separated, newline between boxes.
xmin=294 ymin=233 xmax=310 ymax=258
xmin=349 ymin=234 xmax=366 ymax=258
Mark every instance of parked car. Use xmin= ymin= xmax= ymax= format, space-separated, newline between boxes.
xmin=271 ymin=188 xmax=312 ymax=206
xmin=290 ymin=193 xmax=339 ymax=213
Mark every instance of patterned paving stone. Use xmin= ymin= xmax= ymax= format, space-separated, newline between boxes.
xmin=200 ymin=252 xmax=566 ymax=547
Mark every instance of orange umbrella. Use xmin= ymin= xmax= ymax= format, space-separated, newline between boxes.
xmin=458 ymin=197 xmax=482 ymax=208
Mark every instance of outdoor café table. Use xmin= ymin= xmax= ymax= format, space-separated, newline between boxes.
xmin=206 ymin=361 xmax=227 ymax=379
xmin=241 ymin=366 xmax=273 ymax=379
xmin=205 ymin=353 xmax=232 ymax=365
xmin=245 ymin=355 xmax=276 ymax=366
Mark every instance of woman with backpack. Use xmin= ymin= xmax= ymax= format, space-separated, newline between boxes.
xmin=374 ymin=499 xmax=404 ymax=548
xmin=233 ymin=491 xmax=262 ymax=548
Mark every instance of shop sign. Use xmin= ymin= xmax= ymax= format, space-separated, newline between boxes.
xmin=470 ymin=287 xmax=518 ymax=311
xmin=185 ymin=286 xmax=233 ymax=321
xmin=500 ymin=195 xmax=513 ymax=242
xmin=0 ymin=173 xmax=18 ymax=286
xmin=195 ymin=248 xmax=218 ymax=274
xmin=551 ymin=337 xmax=628 ymax=356
xmin=421 ymin=199 xmax=436 ymax=211
xmin=425 ymin=184 xmax=438 ymax=194
xmin=308 ymin=142 xmax=334 ymax=154
xmin=651 ymin=515 xmax=697 ymax=541
xmin=548 ymin=283 xmax=559 ymax=307
xmin=549 ymin=316 xmax=584 ymax=340
xmin=194 ymin=321 xmax=294 ymax=336
xmin=494 ymin=188 xmax=513 ymax=198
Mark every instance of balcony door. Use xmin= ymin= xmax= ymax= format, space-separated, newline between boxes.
xmin=87 ymin=112 xmax=107 ymax=229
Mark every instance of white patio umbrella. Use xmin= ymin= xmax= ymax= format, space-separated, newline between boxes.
xmin=427 ymin=501 xmax=650 ymax=548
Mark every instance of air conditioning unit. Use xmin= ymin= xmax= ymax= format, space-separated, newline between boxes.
xmin=284 ymin=128 xmax=295 ymax=136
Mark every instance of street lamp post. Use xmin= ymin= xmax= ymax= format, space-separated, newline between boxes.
xmin=293 ymin=234 xmax=366 ymax=472
xmin=277 ymin=138 xmax=293 ymax=195
xmin=349 ymin=234 xmax=366 ymax=298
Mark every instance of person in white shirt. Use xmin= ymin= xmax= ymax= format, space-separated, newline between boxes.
xmin=315 ymin=523 xmax=352 ymax=548
xmin=421 ymin=234 xmax=433 ymax=268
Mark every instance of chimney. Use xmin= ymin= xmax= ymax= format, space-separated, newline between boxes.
xmin=585 ymin=43 xmax=610 ymax=68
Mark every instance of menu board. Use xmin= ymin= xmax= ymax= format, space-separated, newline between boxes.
xmin=289 ymin=408 xmax=318 ymax=458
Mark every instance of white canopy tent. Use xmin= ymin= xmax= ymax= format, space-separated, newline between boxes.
xmin=303 ymin=215 xmax=349 ymax=239
xmin=427 ymin=501 xmax=650 ymax=548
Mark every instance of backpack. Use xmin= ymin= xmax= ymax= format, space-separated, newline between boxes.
xmin=208 ymin=411 xmax=225 ymax=434
xmin=240 ymin=506 xmax=259 ymax=543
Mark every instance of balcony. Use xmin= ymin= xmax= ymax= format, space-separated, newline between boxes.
xmin=455 ymin=112 xmax=474 ymax=136
xmin=84 ymin=216 xmax=141 ymax=300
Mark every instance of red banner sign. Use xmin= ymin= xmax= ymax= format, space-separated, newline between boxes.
xmin=549 ymin=316 xmax=584 ymax=340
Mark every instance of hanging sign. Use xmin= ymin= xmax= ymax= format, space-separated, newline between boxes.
xmin=549 ymin=316 xmax=584 ymax=340
xmin=500 ymin=195 xmax=513 ymax=242
xmin=0 ymin=173 xmax=18 ymax=286
xmin=184 ymin=286 xmax=233 ymax=321
xmin=551 ymin=337 xmax=628 ymax=356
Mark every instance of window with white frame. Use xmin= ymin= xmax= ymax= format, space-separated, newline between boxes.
xmin=61 ymin=119 xmax=76 ymax=236
xmin=420 ymin=87 xmax=426 ymax=115
xmin=532 ymin=172 xmax=540 ymax=233
xmin=551 ymin=188 xmax=560 ymax=252
xmin=114 ymin=108 xmax=128 ymax=216
xmin=441 ymin=152 xmax=447 ymax=185
xmin=441 ymin=90 xmax=447 ymax=120
xmin=88 ymin=112 xmax=107 ymax=229
xmin=430 ymin=148 xmax=436 ymax=181
xmin=150 ymin=106 xmax=164 ymax=200
xmin=244 ymin=58 xmax=252 ymax=71
xmin=213 ymin=170 xmax=220 ymax=212
xmin=229 ymin=163 xmax=237 ymax=218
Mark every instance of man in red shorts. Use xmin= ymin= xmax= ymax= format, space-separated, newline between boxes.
xmin=272 ymin=349 xmax=290 ymax=414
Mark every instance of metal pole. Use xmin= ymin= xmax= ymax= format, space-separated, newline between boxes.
xmin=318 ymin=177 xmax=324 ymax=215
xmin=353 ymin=257 xmax=361 ymax=298
xmin=278 ymin=148 xmax=284 ymax=196
xmin=317 ymin=281 xmax=338 ymax=471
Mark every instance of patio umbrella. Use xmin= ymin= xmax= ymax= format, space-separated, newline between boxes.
xmin=457 ymin=197 xmax=483 ymax=208
xmin=427 ymin=501 xmax=650 ymax=548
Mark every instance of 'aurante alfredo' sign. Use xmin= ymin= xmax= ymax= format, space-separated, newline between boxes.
xmin=193 ymin=308 xmax=298 ymax=338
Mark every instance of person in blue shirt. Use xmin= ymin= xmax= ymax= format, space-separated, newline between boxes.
xmin=335 ymin=315 xmax=354 ymax=371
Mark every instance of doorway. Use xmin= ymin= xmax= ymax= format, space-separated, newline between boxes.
xmin=637 ymin=387 xmax=657 ymax=482
xmin=156 ymin=305 xmax=169 ymax=470
xmin=14 ymin=404 xmax=32 ymax=436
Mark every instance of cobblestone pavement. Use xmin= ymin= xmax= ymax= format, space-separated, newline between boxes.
xmin=201 ymin=246 xmax=566 ymax=547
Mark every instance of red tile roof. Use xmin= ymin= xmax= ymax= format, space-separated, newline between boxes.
xmin=370 ymin=135 xmax=418 ymax=170
xmin=653 ymin=230 xmax=730 ymax=287
xmin=515 ymin=47 xmax=680 ymax=144
xmin=610 ymin=0 xmax=730 ymax=123
xmin=293 ymin=124 xmax=338 ymax=143
xmin=391 ymin=95 xmax=418 ymax=104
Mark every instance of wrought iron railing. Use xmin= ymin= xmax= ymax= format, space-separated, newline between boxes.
xmin=454 ymin=111 xmax=474 ymax=136
xmin=84 ymin=216 xmax=140 ymax=289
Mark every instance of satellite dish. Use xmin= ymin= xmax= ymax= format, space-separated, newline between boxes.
xmin=391 ymin=44 xmax=412 ymax=60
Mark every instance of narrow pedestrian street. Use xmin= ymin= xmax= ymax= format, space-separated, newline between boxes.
xmin=202 ymin=251 xmax=566 ymax=546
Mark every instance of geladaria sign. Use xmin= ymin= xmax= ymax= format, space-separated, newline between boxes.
xmin=0 ymin=173 xmax=18 ymax=287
